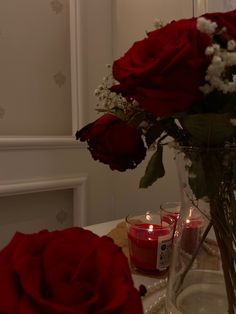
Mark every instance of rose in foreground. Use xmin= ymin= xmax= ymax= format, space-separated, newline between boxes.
xmin=0 ymin=228 xmax=143 ymax=314
xmin=76 ymin=113 xmax=146 ymax=171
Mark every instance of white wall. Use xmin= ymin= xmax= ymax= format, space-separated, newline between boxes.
xmin=207 ymin=0 xmax=236 ymax=12
xmin=0 ymin=0 xmax=72 ymax=136
xmin=113 ymin=0 xmax=192 ymax=58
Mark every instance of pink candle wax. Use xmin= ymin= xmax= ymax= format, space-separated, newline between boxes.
xmin=181 ymin=218 xmax=203 ymax=254
xmin=127 ymin=223 xmax=172 ymax=273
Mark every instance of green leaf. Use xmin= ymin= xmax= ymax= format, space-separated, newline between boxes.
xmin=145 ymin=124 xmax=164 ymax=147
xmin=129 ymin=111 xmax=147 ymax=127
xmin=181 ymin=113 xmax=236 ymax=145
xmin=139 ymin=145 xmax=165 ymax=188
xmin=110 ymin=108 xmax=127 ymax=120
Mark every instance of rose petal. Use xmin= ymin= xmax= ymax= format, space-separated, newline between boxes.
xmin=0 ymin=228 xmax=143 ymax=314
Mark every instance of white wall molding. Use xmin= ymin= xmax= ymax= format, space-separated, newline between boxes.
xmin=0 ymin=175 xmax=88 ymax=226
xmin=70 ymin=0 xmax=87 ymax=133
xmin=0 ymin=136 xmax=85 ymax=150
xmin=0 ymin=0 xmax=85 ymax=150
xmin=194 ymin=0 xmax=207 ymax=16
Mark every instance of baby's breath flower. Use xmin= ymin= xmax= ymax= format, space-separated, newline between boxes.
xmin=200 ymin=33 xmax=236 ymax=95
xmin=94 ymin=71 xmax=140 ymax=117
xmin=226 ymin=52 xmax=236 ymax=65
xmin=212 ymin=55 xmax=222 ymax=64
xmin=212 ymin=44 xmax=220 ymax=51
xmin=205 ymin=46 xmax=214 ymax=55
xmin=153 ymin=18 xmax=164 ymax=29
xmin=197 ymin=17 xmax=217 ymax=35
xmin=227 ymin=40 xmax=236 ymax=51
xmin=199 ymin=84 xmax=214 ymax=94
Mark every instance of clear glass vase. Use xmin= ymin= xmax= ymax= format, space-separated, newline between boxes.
xmin=165 ymin=147 xmax=236 ymax=314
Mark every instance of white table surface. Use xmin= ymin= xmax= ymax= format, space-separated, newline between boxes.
xmin=85 ymin=219 xmax=166 ymax=314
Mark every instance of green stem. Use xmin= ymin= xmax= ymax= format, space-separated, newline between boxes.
xmin=210 ymin=198 xmax=236 ymax=313
xmin=213 ymin=225 xmax=236 ymax=313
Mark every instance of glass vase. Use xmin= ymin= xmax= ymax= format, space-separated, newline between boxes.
xmin=165 ymin=147 xmax=236 ymax=314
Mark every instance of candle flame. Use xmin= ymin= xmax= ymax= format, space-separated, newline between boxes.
xmin=185 ymin=207 xmax=194 ymax=224
xmin=189 ymin=207 xmax=193 ymax=217
xmin=148 ymin=224 xmax=154 ymax=232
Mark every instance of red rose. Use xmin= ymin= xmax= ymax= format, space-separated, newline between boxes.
xmin=0 ymin=228 xmax=143 ymax=314
xmin=111 ymin=18 xmax=211 ymax=117
xmin=204 ymin=9 xmax=236 ymax=38
xmin=76 ymin=113 xmax=146 ymax=171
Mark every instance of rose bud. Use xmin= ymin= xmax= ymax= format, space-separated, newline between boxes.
xmin=76 ymin=113 xmax=146 ymax=171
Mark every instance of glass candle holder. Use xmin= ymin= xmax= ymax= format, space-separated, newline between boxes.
xmin=180 ymin=207 xmax=204 ymax=254
xmin=126 ymin=210 xmax=175 ymax=274
xmin=160 ymin=201 xmax=181 ymax=230
xmin=160 ymin=202 xmax=203 ymax=254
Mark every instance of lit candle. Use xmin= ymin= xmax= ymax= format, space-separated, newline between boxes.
xmin=127 ymin=222 xmax=173 ymax=273
xmin=181 ymin=208 xmax=203 ymax=254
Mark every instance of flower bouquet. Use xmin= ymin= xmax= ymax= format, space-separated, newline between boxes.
xmin=77 ymin=9 xmax=236 ymax=313
xmin=0 ymin=228 xmax=143 ymax=314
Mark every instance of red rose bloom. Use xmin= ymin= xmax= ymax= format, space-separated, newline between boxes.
xmin=76 ymin=113 xmax=146 ymax=171
xmin=111 ymin=17 xmax=211 ymax=118
xmin=0 ymin=228 xmax=143 ymax=314
xmin=204 ymin=9 xmax=236 ymax=37
xmin=111 ymin=10 xmax=236 ymax=118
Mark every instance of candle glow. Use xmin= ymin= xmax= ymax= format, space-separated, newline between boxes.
xmin=148 ymin=224 xmax=154 ymax=232
xmin=181 ymin=208 xmax=204 ymax=254
xmin=126 ymin=212 xmax=174 ymax=273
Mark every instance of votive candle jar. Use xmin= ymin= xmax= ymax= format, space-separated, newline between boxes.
xmin=126 ymin=210 xmax=175 ymax=274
